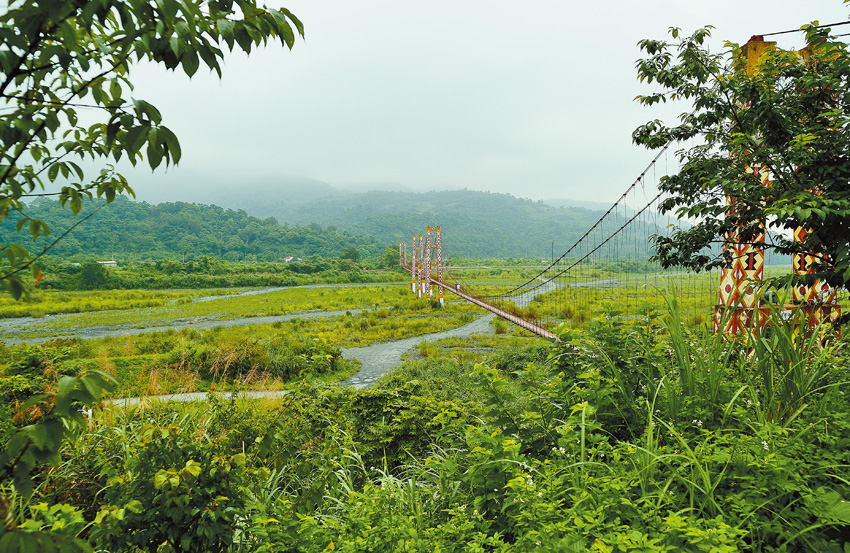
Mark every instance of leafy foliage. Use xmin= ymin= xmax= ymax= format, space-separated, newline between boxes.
xmin=0 ymin=0 xmax=303 ymax=298
xmin=94 ymin=425 xmax=253 ymax=553
xmin=633 ymin=24 xmax=850 ymax=291
xmin=0 ymin=370 xmax=114 ymax=552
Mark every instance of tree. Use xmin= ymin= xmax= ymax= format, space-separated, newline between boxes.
xmin=341 ymin=246 xmax=361 ymax=262
xmin=79 ymin=261 xmax=108 ymax=288
xmin=378 ymin=245 xmax=399 ymax=268
xmin=0 ymin=0 xmax=303 ymax=298
xmin=632 ymin=23 xmax=850 ymax=292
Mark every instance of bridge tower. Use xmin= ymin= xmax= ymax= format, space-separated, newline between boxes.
xmin=404 ymin=226 xmax=445 ymax=302
xmin=417 ymin=234 xmax=424 ymax=298
xmin=423 ymin=227 xmax=433 ymax=298
xmin=411 ymin=234 xmax=419 ymax=294
xmin=715 ymin=165 xmax=768 ymax=334
xmin=715 ymin=36 xmax=841 ymax=334
xmin=435 ymin=226 xmax=444 ymax=305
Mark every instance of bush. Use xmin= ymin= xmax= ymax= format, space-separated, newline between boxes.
xmin=93 ymin=425 xmax=255 ymax=553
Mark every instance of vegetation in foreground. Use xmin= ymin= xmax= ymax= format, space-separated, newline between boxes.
xmin=1 ymin=296 xmax=848 ymax=552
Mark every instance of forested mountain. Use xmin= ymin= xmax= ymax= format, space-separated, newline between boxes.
xmin=5 ymin=190 xmax=668 ymax=263
xmin=2 ymin=197 xmax=386 ymax=262
xmin=242 ymin=189 xmax=628 ymax=259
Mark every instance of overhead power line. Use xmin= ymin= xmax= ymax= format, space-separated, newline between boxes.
xmin=760 ymin=20 xmax=850 ymax=38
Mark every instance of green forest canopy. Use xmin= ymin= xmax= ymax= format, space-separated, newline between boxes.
xmin=0 ymin=197 xmax=386 ymax=263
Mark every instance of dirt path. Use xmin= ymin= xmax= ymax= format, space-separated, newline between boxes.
xmin=103 ymin=312 xmax=496 ymax=405
xmin=341 ymin=312 xmax=496 ymax=388
xmin=340 ymin=277 xmax=565 ymax=388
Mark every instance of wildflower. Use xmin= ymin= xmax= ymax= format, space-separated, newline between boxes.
xmin=761 ymin=440 xmax=768 ymax=450
xmin=473 ymin=510 xmax=479 ymax=516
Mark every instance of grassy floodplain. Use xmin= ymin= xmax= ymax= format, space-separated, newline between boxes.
xmin=0 ymin=288 xmax=236 ymax=319
xmin=3 ymin=284 xmax=454 ymax=339
xmin=0 ymin=282 xmax=486 ymax=398
xmin=472 ymin=265 xmax=811 ymax=331
xmin=2 ymin=262 xmax=850 ymax=551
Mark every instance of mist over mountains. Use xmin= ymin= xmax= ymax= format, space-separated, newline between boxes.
xmin=134 ymin=176 xmax=633 ymax=259
xmin=17 ymin=176 xmax=670 ymax=261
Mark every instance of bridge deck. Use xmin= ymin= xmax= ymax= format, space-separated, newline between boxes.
xmin=435 ymin=280 xmax=557 ymax=340
xmin=403 ymin=265 xmax=556 ymax=340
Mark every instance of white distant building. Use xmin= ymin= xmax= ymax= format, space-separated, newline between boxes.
xmin=97 ymin=260 xmax=118 ymax=268
xmin=283 ymin=256 xmax=303 ymax=263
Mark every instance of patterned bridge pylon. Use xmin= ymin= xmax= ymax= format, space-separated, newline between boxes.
xmin=715 ymin=36 xmax=841 ymax=335
xmin=714 ymin=163 xmax=767 ymax=335
xmin=401 ymin=226 xmax=444 ymax=305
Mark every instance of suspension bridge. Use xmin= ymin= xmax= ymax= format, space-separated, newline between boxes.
xmin=397 ymin=36 xmax=843 ymax=340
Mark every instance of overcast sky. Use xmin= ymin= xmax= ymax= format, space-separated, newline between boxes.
xmin=122 ymin=0 xmax=850 ymax=205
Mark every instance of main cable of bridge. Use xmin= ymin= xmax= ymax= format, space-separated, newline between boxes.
xmin=480 ymin=137 xmax=676 ymax=301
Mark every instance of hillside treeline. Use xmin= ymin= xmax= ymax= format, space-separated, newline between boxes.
xmin=1 ymin=197 xmax=387 ymax=263
xmin=248 ymin=189 xmax=659 ymax=259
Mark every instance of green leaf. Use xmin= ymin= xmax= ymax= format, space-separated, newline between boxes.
xmin=154 ymin=471 xmax=169 ymax=489
xmin=184 ymin=460 xmax=202 ymax=477
xmin=160 ymin=126 xmax=181 ymax=163
xmin=181 ymin=49 xmax=200 ymax=77
xmin=70 ymin=194 xmax=82 ymax=215
xmin=805 ymin=489 xmax=850 ymax=523
xmin=147 ymin=141 xmax=164 ymax=170
xmin=8 ymin=277 xmax=23 ymax=300
xmin=17 ymin=394 xmax=49 ymax=414
xmin=29 ymin=219 xmax=41 ymax=239
xmin=217 ymin=18 xmax=235 ymax=36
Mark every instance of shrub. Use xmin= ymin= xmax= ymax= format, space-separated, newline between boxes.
xmin=93 ymin=425 xmax=254 ymax=553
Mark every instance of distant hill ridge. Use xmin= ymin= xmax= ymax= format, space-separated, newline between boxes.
xmin=6 ymin=188 xmax=663 ymax=261
xmin=132 ymin=175 xmax=637 ymax=258
xmin=3 ymin=197 xmax=386 ymax=262
xmin=246 ymin=188 xmax=641 ymax=258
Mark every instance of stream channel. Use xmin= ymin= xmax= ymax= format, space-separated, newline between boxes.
xmin=1 ymin=284 xmax=512 ymax=398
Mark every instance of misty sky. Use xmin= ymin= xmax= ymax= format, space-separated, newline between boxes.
xmin=121 ymin=0 xmax=850 ymax=205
